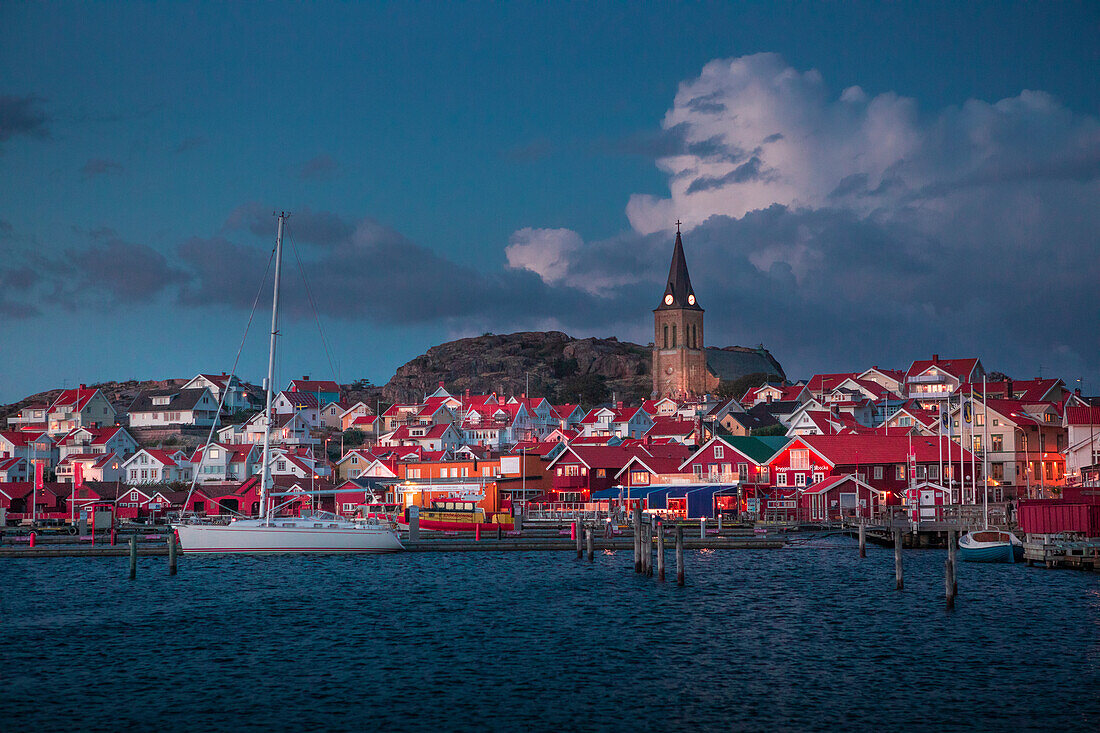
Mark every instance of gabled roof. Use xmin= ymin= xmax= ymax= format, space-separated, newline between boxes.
xmin=288 ymin=378 xmax=340 ymax=393
xmin=961 ymin=378 xmax=1063 ymax=403
xmin=797 ymin=434 xmax=975 ymax=465
xmin=552 ymin=404 xmax=582 ymax=420
xmin=905 ymin=357 xmax=979 ymax=382
xmin=1065 ymin=406 xmax=1100 ymax=426
xmin=801 ymin=473 xmax=879 ymax=496
xmin=277 ymin=390 xmax=321 ymax=409
xmin=48 ymin=388 xmax=102 ymax=413
xmin=129 ymin=388 xmax=212 ymax=413
xmin=806 ymin=373 xmax=859 ymax=394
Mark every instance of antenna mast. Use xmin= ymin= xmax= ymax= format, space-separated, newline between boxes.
xmin=260 ymin=212 xmax=287 ymax=523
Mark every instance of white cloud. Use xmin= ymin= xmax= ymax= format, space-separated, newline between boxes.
xmin=505 ymin=227 xmax=583 ymax=285
xmin=625 ymin=52 xmax=1100 ymax=237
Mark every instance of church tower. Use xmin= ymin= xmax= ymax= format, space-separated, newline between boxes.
xmin=652 ymin=226 xmax=707 ymax=398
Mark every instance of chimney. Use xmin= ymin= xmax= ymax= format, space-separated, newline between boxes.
xmin=1005 ymin=380 xmax=1013 ymax=397
xmin=439 ymin=380 xmax=444 ymax=389
xmin=1075 ymin=388 xmax=1082 ymax=397
xmin=932 ymin=354 xmax=939 ymax=364
xmin=79 ymin=383 xmax=86 ymax=389
xmin=465 ymin=389 xmax=470 ymax=400
xmin=302 ymin=375 xmax=309 ymax=381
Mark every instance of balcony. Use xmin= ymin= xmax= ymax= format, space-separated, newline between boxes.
xmin=909 ymin=374 xmax=946 ymax=384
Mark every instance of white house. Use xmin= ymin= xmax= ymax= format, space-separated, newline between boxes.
xmin=190 ymin=443 xmax=261 ymax=483
xmin=182 ymin=372 xmax=254 ymax=413
xmin=121 ymin=449 xmax=193 ymax=484
xmin=272 ymin=391 xmax=322 ymax=428
xmin=578 ymin=406 xmax=654 ymax=440
xmin=128 ymin=388 xmax=219 ymax=428
xmin=46 ymin=386 xmax=116 ymax=435
xmin=55 ymin=452 xmax=125 ymax=483
xmin=1064 ymin=406 xmax=1100 ymax=482
xmin=56 ymin=426 xmax=139 ymax=461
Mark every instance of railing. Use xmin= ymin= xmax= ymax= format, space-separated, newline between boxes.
xmin=524 ymin=502 xmax=610 ymax=522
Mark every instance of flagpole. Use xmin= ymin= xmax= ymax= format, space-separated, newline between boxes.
xmin=982 ymin=375 xmax=990 ymax=528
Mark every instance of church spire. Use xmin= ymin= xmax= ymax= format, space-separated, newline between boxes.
xmin=657 ymin=224 xmax=701 ymax=311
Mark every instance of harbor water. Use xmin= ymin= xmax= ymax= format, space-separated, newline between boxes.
xmin=2 ymin=537 xmax=1098 ymax=732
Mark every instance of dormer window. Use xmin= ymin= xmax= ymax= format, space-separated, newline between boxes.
xmin=152 ymin=396 xmax=172 ymax=406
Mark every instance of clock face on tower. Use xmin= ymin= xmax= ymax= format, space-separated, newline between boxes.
xmin=687 ymin=294 xmax=696 ymax=306
xmin=664 ymin=294 xmax=674 ymax=305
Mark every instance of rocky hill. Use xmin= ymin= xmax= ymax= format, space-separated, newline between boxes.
xmin=380 ymin=331 xmax=784 ymax=406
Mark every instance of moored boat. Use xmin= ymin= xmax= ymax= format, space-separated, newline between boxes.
xmin=400 ymin=499 xmax=513 ymax=532
xmin=176 ymin=512 xmax=403 ymax=553
xmin=958 ymin=529 xmax=1024 ymax=563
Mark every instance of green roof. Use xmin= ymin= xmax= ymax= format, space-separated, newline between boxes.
xmin=721 ymin=435 xmax=790 ymax=464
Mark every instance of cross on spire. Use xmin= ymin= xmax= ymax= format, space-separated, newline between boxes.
xmin=675 ymin=219 xmax=682 ymax=233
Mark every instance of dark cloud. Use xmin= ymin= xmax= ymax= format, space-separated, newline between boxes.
xmin=80 ymin=158 xmax=123 ymax=179
xmin=686 ymin=91 xmax=727 ymax=114
xmin=762 ymin=133 xmax=783 ymax=144
xmin=54 ymin=233 xmax=187 ymax=306
xmin=685 ymin=155 xmax=768 ymax=193
xmin=598 ymin=123 xmax=737 ymax=161
xmin=293 ymin=154 xmax=339 ymax=180
xmin=174 ymin=136 xmax=207 ymax=153
xmin=225 ymin=203 xmax=356 ymax=247
xmin=0 ymin=95 xmax=49 ymax=143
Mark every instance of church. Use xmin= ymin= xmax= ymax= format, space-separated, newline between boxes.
xmin=652 ymin=227 xmax=784 ymax=398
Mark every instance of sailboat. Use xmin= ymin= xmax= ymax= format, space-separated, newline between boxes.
xmin=958 ymin=377 xmax=1023 ymax=563
xmin=174 ymin=212 xmax=403 ymax=554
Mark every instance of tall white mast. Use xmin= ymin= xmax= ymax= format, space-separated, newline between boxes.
xmin=982 ymin=375 xmax=989 ymax=528
xmin=260 ymin=212 xmax=287 ymax=523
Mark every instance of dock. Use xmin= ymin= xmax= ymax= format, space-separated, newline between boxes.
xmin=0 ymin=532 xmax=783 ymax=558
xmin=1023 ymin=540 xmax=1100 ymax=571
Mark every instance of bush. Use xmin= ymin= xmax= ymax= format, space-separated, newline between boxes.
xmin=342 ymin=428 xmax=365 ymax=447
xmin=752 ymin=423 xmax=788 ymax=437
xmin=717 ymin=372 xmax=774 ymax=402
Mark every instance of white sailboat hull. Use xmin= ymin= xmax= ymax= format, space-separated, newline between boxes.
xmin=174 ymin=519 xmax=404 ymax=554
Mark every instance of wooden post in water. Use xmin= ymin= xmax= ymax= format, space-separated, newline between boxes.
xmin=408 ymin=512 xmax=420 ymax=542
xmin=644 ymin=525 xmax=652 ymax=576
xmin=700 ymin=517 xmax=706 ymax=539
xmin=676 ymin=525 xmax=685 ymax=586
xmin=656 ymin=520 xmax=665 ymax=581
xmin=633 ymin=510 xmax=642 ymax=573
xmin=576 ymin=521 xmax=583 ymax=559
xmin=858 ymin=522 xmax=866 ymax=558
xmin=129 ymin=535 xmax=137 ymax=580
xmin=586 ymin=526 xmax=593 ymax=562
xmin=893 ymin=528 xmax=903 ymax=590
xmin=168 ymin=532 xmax=177 ymax=575
xmin=497 ymin=523 xmax=502 ymax=541
xmin=948 ymin=529 xmax=958 ymax=597
xmin=945 ymin=529 xmax=956 ymax=609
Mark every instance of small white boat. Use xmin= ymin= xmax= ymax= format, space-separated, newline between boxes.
xmin=958 ymin=529 xmax=1024 ymax=563
xmin=175 ymin=512 xmax=403 ymax=554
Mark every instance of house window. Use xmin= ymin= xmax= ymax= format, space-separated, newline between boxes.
xmin=791 ymin=450 xmax=809 ymax=470
xmin=896 ymin=465 xmax=906 ymax=480
xmin=973 ymin=436 xmax=982 ymax=452
xmin=795 ymin=473 xmax=806 ymax=487
xmin=140 ymin=470 xmax=147 ymax=479
xmin=210 ymin=449 xmax=220 ymax=459
xmin=130 ymin=490 xmax=139 ymax=501
xmin=928 ymin=465 xmax=939 ymax=480
xmin=992 ymin=419 xmax=999 ymax=426
xmin=737 ymin=463 xmax=748 ymax=481
xmin=873 ymin=466 xmax=884 ymax=480
xmin=777 ymin=473 xmax=788 ymax=487
xmin=812 ymin=472 xmax=824 ymax=484
xmin=714 ymin=445 xmax=724 ymax=459
xmin=631 ymin=470 xmax=650 ymax=485
xmin=759 ymin=466 xmax=769 ymax=483
xmin=992 ymin=434 xmax=1004 ymax=452
xmin=342 ymin=503 xmax=355 ymax=512
xmin=277 ymin=461 xmax=286 ymax=471
xmin=693 ymin=464 xmax=703 ymax=478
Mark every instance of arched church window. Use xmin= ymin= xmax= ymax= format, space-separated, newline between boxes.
xmin=663 ymin=325 xmax=668 ymax=349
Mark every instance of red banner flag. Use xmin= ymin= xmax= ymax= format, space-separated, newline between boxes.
xmin=74 ymin=461 xmax=84 ymax=492
xmin=35 ymin=460 xmax=44 ymax=491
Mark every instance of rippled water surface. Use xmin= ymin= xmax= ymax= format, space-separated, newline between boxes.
xmin=2 ymin=539 xmax=1098 ymax=732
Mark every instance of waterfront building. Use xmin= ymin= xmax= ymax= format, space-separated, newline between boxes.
xmin=189 ymin=443 xmax=261 ymax=483
xmin=903 ymin=355 xmax=984 ymax=407
xmin=1064 ymin=405 xmax=1100 ymax=485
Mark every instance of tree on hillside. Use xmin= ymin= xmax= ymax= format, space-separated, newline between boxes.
xmin=751 ymin=424 xmax=787 ymax=437
xmin=557 ymin=374 xmax=610 ymax=407
xmin=342 ymin=428 xmax=365 ymax=447
xmin=716 ymin=372 xmax=774 ymax=402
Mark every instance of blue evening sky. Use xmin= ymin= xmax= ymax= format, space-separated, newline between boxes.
xmin=2 ymin=2 xmax=1098 ymax=401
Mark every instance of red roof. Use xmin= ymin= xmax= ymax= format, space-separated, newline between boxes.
xmin=799 ymin=434 xmax=976 ymax=465
xmin=1064 ymin=406 xmax=1100 ymax=426
xmin=645 ymin=418 xmax=696 ymax=438
xmin=806 ymin=373 xmax=859 ymax=394
xmin=143 ymin=449 xmax=181 ymax=467
xmin=552 ymin=404 xmax=581 ymax=420
xmin=289 ymin=379 xmax=340 ymax=393
xmin=48 ymin=388 xmax=100 ymax=413
xmin=905 ymin=357 xmax=979 ymax=382
xmin=960 ymin=378 xmax=1062 ymax=403
xmin=579 ymin=406 xmax=643 ymax=424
